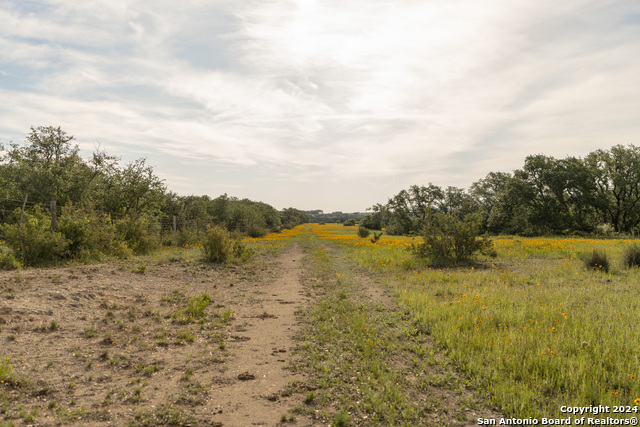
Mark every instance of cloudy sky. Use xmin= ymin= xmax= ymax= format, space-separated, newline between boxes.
xmin=1 ymin=0 xmax=639 ymax=212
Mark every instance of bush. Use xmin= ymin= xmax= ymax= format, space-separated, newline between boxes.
xmin=357 ymin=226 xmax=371 ymax=238
xmin=623 ymin=243 xmax=640 ymax=268
xmin=583 ymin=249 xmax=610 ymax=272
xmin=343 ymin=219 xmax=357 ymax=226
xmin=0 ymin=207 xmax=69 ymax=266
xmin=176 ymin=226 xmax=204 ymax=247
xmin=0 ymin=249 xmax=19 ymax=270
xmin=202 ymin=225 xmax=231 ymax=263
xmin=115 ymin=215 xmax=161 ymax=255
xmin=412 ymin=211 xmax=494 ymax=266
xmin=57 ymin=203 xmax=117 ymax=259
xmin=370 ymin=231 xmax=383 ymax=244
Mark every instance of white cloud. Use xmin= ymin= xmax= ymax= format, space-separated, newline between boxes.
xmin=1 ymin=0 xmax=640 ymax=210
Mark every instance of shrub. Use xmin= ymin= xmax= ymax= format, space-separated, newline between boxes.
xmin=176 ymin=226 xmax=204 ymax=247
xmin=343 ymin=219 xmax=357 ymax=226
xmin=115 ymin=214 xmax=161 ymax=255
xmin=623 ymin=243 xmax=640 ymax=268
xmin=583 ymin=249 xmax=610 ymax=272
xmin=357 ymin=226 xmax=371 ymax=238
xmin=370 ymin=231 xmax=383 ymax=244
xmin=0 ymin=245 xmax=19 ymax=270
xmin=412 ymin=211 xmax=494 ymax=266
xmin=202 ymin=225 xmax=231 ymax=263
xmin=57 ymin=203 xmax=117 ymax=259
xmin=0 ymin=207 xmax=69 ymax=266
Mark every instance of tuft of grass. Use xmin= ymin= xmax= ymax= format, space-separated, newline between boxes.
xmin=583 ymin=249 xmax=610 ymax=272
xmin=622 ymin=243 xmax=640 ymax=268
xmin=173 ymin=294 xmax=211 ymax=324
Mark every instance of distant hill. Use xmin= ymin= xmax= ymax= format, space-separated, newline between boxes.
xmin=304 ymin=210 xmax=367 ymax=223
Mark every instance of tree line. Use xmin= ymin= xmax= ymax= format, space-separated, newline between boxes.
xmin=362 ymin=145 xmax=640 ymax=236
xmin=0 ymin=126 xmax=309 ymax=266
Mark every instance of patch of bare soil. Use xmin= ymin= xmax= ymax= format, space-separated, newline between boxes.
xmin=0 ymin=243 xmax=312 ymax=426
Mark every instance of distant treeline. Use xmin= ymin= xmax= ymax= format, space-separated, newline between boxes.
xmin=0 ymin=126 xmax=309 ymax=266
xmin=362 ymin=145 xmax=640 ymax=236
xmin=304 ymin=210 xmax=367 ymax=223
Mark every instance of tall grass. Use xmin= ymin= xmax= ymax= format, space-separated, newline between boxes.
xmin=307 ymin=224 xmax=640 ymax=418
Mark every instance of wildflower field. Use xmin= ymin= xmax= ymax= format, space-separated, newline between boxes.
xmin=256 ymin=224 xmax=640 ymax=419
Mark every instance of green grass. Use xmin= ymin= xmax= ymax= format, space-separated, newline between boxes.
xmin=310 ymin=224 xmax=640 ymax=418
xmin=293 ymin=232 xmax=480 ymax=425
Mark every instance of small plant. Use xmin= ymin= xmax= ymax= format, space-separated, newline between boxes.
xmin=583 ymin=249 xmax=610 ymax=272
xmin=332 ymin=407 xmax=351 ymax=426
xmin=0 ymin=250 xmax=20 ymax=271
xmin=622 ymin=243 xmax=640 ymax=268
xmin=202 ymin=225 xmax=231 ymax=263
xmin=176 ymin=330 xmax=195 ymax=344
xmin=84 ymin=325 xmax=98 ymax=338
xmin=0 ymin=356 xmax=14 ymax=382
xmin=357 ymin=226 xmax=371 ymax=238
xmin=136 ymin=265 xmax=146 ymax=274
xmin=174 ymin=294 xmax=211 ymax=324
xmin=49 ymin=320 xmax=59 ymax=331
xmin=303 ymin=391 xmax=315 ymax=404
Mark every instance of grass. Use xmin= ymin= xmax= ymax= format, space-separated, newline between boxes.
xmin=291 ymin=230 xmax=482 ymax=425
xmin=306 ymin=224 xmax=640 ymax=419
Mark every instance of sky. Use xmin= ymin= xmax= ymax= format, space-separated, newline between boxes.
xmin=1 ymin=0 xmax=640 ymax=212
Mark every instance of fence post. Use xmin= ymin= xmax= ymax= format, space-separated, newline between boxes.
xmin=50 ymin=200 xmax=57 ymax=231
xmin=19 ymin=193 xmax=28 ymax=255
xmin=173 ymin=215 xmax=177 ymax=242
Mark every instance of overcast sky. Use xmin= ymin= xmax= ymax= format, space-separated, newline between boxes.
xmin=1 ymin=0 xmax=639 ymax=212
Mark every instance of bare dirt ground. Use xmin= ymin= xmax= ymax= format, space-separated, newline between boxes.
xmin=0 ymin=244 xmax=314 ymax=426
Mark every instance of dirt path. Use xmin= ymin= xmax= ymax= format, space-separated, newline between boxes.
xmin=210 ymin=242 xmax=314 ymax=426
xmin=0 ymin=244 xmax=316 ymax=426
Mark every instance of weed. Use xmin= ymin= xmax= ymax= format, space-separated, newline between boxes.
xmin=176 ymin=330 xmax=195 ymax=344
xmin=623 ymin=243 xmax=640 ymax=268
xmin=0 ymin=357 xmax=14 ymax=382
xmin=202 ymin=225 xmax=231 ymax=263
xmin=583 ymin=249 xmax=610 ymax=272
xmin=174 ymin=294 xmax=211 ymax=324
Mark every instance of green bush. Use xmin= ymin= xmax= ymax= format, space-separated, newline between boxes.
xmin=177 ymin=226 xmax=204 ymax=247
xmin=412 ymin=211 xmax=494 ymax=266
xmin=57 ymin=203 xmax=117 ymax=259
xmin=357 ymin=226 xmax=371 ymax=238
xmin=115 ymin=214 xmax=161 ymax=255
xmin=583 ymin=249 xmax=610 ymax=272
xmin=622 ymin=243 xmax=640 ymax=268
xmin=202 ymin=225 xmax=231 ymax=263
xmin=0 ymin=244 xmax=19 ymax=270
xmin=0 ymin=252 xmax=20 ymax=270
xmin=343 ymin=219 xmax=357 ymax=226
xmin=0 ymin=207 xmax=69 ymax=266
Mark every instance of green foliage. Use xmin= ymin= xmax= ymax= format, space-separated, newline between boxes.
xmin=0 ymin=356 xmax=14 ymax=382
xmin=0 ymin=207 xmax=69 ymax=266
xmin=115 ymin=214 xmax=160 ymax=255
xmin=357 ymin=226 xmax=371 ymax=238
xmin=370 ymin=232 xmax=382 ymax=244
xmin=57 ymin=203 xmax=117 ymax=259
xmin=176 ymin=226 xmax=203 ymax=247
xmin=174 ymin=294 xmax=211 ymax=324
xmin=622 ymin=243 xmax=640 ymax=268
xmin=202 ymin=225 xmax=231 ymax=263
xmin=281 ymin=207 xmax=309 ymax=229
xmin=582 ymin=249 xmax=610 ymax=272
xmin=343 ymin=218 xmax=357 ymax=226
xmin=0 ymin=245 xmax=19 ymax=270
xmin=413 ymin=211 xmax=494 ymax=265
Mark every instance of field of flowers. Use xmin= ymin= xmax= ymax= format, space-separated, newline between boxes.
xmin=257 ymin=224 xmax=640 ymax=418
